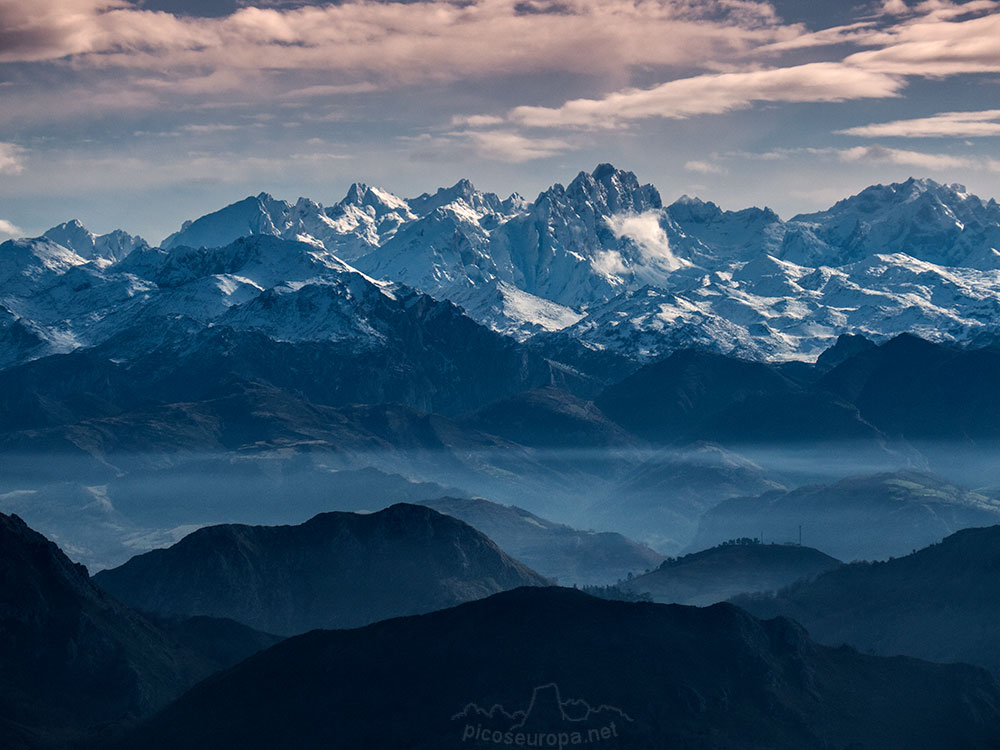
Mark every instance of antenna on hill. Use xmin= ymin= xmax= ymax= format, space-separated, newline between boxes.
xmin=799 ymin=525 xmax=802 ymax=547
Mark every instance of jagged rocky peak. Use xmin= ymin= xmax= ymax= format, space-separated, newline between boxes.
xmin=566 ymin=163 xmax=663 ymax=214
xmin=334 ymin=182 xmax=413 ymax=217
xmin=668 ymin=195 xmax=780 ymax=225
xmin=668 ymin=194 xmax=721 ymax=220
xmin=42 ymin=219 xmax=148 ymax=262
xmin=408 ymin=177 xmax=504 ymax=217
xmin=502 ymin=191 xmax=530 ymax=214
xmin=42 ymin=219 xmax=95 ymax=253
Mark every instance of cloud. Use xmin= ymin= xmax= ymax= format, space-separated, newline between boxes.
xmin=458 ymin=130 xmax=572 ymax=161
xmin=837 ymin=144 xmax=973 ymax=169
xmin=685 ymin=160 xmax=725 ymax=174
xmin=405 ymin=128 xmax=573 ymax=162
xmin=0 ymin=218 xmax=22 ymax=240
xmin=511 ymin=62 xmax=904 ymax=128
xmin=451 ymin=114 xmax=507 ymax=128
xmin=734 ymin=144 xmax=977 ymax=170
xmin=0 ymin=142 xmax=26 ymax=174
xmin=838 ymin=109 xmax=1000 ymax=137
xmin=843 ymin=4 xmax=1000 ymax=76
xmin=278 ymin=83 xmax=380 ymax=100
xmin=878 ymin=0 xmax=911 ymax=15
xmin=0 ymin=0 xmax=799 ymax=82
xmin=606 ymin=211 xmax=690 ymax=272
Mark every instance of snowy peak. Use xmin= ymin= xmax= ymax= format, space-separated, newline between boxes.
xmin=117 ymin=234 xmax=357 ymax=291
xmin=407 ymin=178 xmax=505 ymax=217
xmin=789 ymin=177 xmax=1000 ymax=268
xmin=0 ymin=237 xmax=89 ymax=286
xmin=42 ymin=220 xmax=94 ymax=255
xmin=668 ymin=196 xmax=780 ymax=227
xmin=335 ymin=183 xmax=414 ymax=219
xmin=42 ymin=220 xmax=148 ymax=263
xmin=162 ymin=194 xmax=292 ymax=250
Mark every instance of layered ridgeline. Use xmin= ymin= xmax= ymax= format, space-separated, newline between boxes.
xmin=736 ymin=525 xmax=1000 ymax=677
xmin=116 ymin=587 xmax=1000 ymax=750
xmin=0 ymin=512 xmax=278 ymax=750
xmin=3 ymin=167 xmax=1000 ymax=373
xmin=621 ymin=540 xmax=841 ymax=606
xmin=690 ymin=472 xmax=1000 ymax=561
xmin=6 ymin=334 xmax=1000 ymax=570
xmin=417 ymin=496 xmax=663 ymax=585
xmin=93 ymin=504 xmax=549 ymax=636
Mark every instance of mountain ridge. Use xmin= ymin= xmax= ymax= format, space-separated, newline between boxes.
xmin=6 ymin=166 xmax=1000 ymax=370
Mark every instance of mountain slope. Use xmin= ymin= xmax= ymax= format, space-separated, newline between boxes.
xmin=116 ymin=587 xmax=1000 ymax=750
xmin=736 ymin=525 xmax=1000 ymax=676
xmin=93 ymin=504 xmax=549 ymax=635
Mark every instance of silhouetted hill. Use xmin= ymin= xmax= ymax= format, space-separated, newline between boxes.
xmin=691 ymin=471 xmax=1000 ymax=560
xmin=418 ymin=496 xmax=662 ymax=584
xmin=736 ymin=524 xmax=1000 ymax=676
xmin=94 ymin=504 xmax=548 ymax=635
xmin=623 ymin=541 xmax=841 ymax=605
xmin=116 ymin=587 xmax=1000 ymax=750
xmin=0 ymin=513 xmax=219 ymax=749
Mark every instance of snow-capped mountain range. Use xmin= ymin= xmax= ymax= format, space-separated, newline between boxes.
xmin=3 ymin=164 xmax=1000 ymax=369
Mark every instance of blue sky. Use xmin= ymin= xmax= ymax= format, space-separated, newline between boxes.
xmin=1 ymin=0 xmax=998 ymax=244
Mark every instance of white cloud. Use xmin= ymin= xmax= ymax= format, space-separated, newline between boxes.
xmin=278 ymin=83 xmax=380 ymax=100
xmin=511 ymin=62 xmax=904 ymax=129
xmin=406 ymin=129 xmax=573 ymax=162
xmin=458 ymin=130 xmax=572 ymax=162
xmin=451 ymin=114 xmax=507 ymax=128
xmin=685 ymin=160 xmax=725 ymax=174
xmin=590 ymin=249 xmax=628 ymax=278
xmin=605 ymin=211 xmax=690 ymax=272
xmin=837 ymin=144 xmax=973 ymax=169
xmin=732 ymin=144 xmax=977 ymax=170
xmin=0 ymin=142 xmax=25 ymax=174
xmin=878 ymin=0 xmax=911 ymax=15
xmin=0 ymin=218 xmax=23 ymax=240
xmin=838 ymin=109 xmax=1000 ymax=138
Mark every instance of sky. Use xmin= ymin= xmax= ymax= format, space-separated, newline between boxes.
xmin=0 ymin=0 xmax=999 ymax=244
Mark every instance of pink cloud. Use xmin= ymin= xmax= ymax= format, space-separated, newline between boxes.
xmin=510 ymin=62 xmax=904 ymax=129
xmin=838 ymin=109 xmax=1000 ymax=138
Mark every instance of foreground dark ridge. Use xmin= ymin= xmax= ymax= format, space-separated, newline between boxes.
xmin=114 ymin=586 xmax=1000 ymax=750
xmin=0 ymin=512 xmax=278 ymax=750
